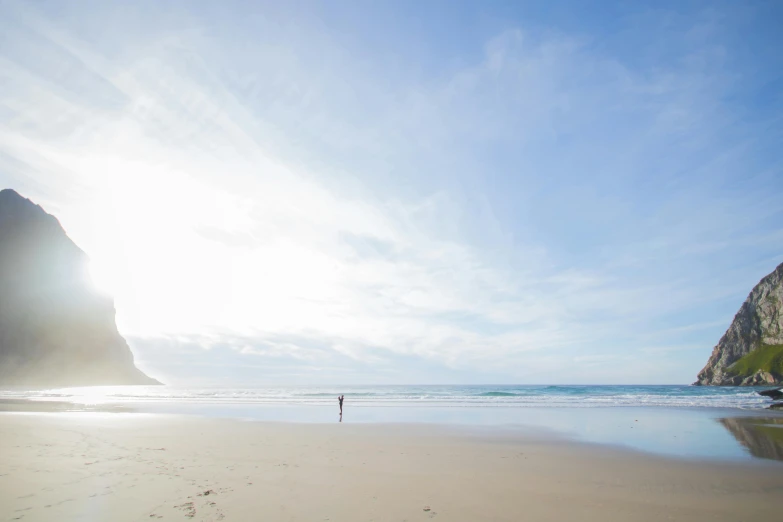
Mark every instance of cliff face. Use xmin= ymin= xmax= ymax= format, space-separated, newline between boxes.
xmin=695 ymin=262 xmax=783 ymax=386
xmin=0 ymin=189 xmax=159 ymax=386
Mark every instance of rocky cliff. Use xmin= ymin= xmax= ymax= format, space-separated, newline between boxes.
xmin=695 ymin=262 xmax=783 ymax=386
xmin=0 ymin=189 xmax=159 ymax=386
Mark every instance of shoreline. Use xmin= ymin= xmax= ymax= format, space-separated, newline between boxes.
xmin=2 ymin=398 xmax=783 ymax=464
xmin=2 ymin=413 xmax=783 ymax=522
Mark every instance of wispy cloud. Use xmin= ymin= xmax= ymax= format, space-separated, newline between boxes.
xmin=0 ymin=0 xmax=780 ymax=384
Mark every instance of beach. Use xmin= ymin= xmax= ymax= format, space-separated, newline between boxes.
xmin=2 ymin=412 xmax=782 ymax=522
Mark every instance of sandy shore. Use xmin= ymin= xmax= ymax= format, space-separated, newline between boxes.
xmin=1 ymin=413 xmax=782 ymax=522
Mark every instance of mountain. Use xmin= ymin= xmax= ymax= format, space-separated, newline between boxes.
xmin=695 ymin=262 xmax=783 ymax=386
xmin=0 ymin=189 xmax=159 ymax=386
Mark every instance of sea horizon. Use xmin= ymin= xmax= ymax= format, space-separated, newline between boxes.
xmin=2 ymin=383 xmax=778 ymax=409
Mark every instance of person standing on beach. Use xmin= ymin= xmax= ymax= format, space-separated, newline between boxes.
xmin=338 ymin=395 xmax=344 ymax=415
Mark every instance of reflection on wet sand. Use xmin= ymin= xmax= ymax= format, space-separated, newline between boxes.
xmin=0 ymin=399 xmax=138 ymax=414
xmin=720 ymin=417 xmax=783 ymax=461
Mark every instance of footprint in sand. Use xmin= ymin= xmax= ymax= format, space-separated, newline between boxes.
xmin=174 ymin=502 xmax=196 ymax=518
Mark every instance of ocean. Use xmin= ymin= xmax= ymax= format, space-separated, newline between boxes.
xmin=0 ymin=383 xmax=774 ymax=409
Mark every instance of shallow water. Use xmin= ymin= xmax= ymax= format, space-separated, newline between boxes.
xmin=2 ymin=384 xmax=782 ymax=463
xmin=124 ymin=402 xmax=783 ymax=463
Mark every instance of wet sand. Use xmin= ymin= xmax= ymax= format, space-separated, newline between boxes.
xmin=1 ymin=413 xmax=782 ymax=522
xmin=4 ymin=398 xmax=781 ymax=461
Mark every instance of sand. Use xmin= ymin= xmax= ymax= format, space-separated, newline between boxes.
xmin=1 ymin=413 xmax=782 ymax=522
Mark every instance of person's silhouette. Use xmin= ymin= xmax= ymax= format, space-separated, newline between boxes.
xmin=338 ymin=395 xmax=344 ymax=415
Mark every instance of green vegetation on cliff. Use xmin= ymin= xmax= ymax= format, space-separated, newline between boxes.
xmin=727 ymin=344 xmax=783 ymax=379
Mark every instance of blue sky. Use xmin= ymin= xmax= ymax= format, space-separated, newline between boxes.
xmin=0 ymin=0 xmax=781 ymax=384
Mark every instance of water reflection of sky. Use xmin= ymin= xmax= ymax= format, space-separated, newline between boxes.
xmin=105 ymin=402 xmax=783 ymax=463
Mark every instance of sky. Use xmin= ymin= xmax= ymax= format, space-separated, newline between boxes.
xmin=0 ymin=0 xmax=781 ymax=385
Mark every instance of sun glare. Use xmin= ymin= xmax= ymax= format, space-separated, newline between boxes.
xmin=88 ymin=259 xmax=117 ymax=296
xmin=67 ymin=159 xmax=344 ymax=339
